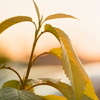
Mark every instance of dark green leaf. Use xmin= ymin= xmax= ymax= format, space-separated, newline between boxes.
xmin=0 ymin=87 xmax=42 ymax=100
xmin=0 ymin=16 xmax=32 ymax=34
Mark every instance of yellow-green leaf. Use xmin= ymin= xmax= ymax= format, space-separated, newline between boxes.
xmin=44 ymin=13 xmax=77 ymax=22
xmin=55 ymin=27 xmax=98 ymax=100
xmin=41 ymin=95 xmax=67 ymax=100
xmin=33 ymin=0 xmax=40 ymax=21
xmin=49 ymin=48 xmax=62 ymax=59
xmin=82 ymin=80 xmax=99 ymax=100
xmin=44 ymin=24 xmax=60 ymax=41
xmin=0 ymin=16 xmax=32 ymax=34
xmin=32 ymin=78 xmax=75 ymax=100
xmin=1 ymin=80 xmax=20 ymax=90
xmin=44 ymin=24 xmax=98 ymax=100
xmin=49 ymin=49 xmax=97 ymax=100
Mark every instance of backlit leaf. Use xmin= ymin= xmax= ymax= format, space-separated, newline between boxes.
xmin=81 ymin=80 xmax=99 ymax=100
xmin=44 ymin=13 xmax=77 ymax=22
xmin=55 ymin=27 xmax=98 ymax=100
xmin=44 ymin=24 xmax=98 ymax=100
xmin=0 ymin=87 xmax=42 ymax=100
xmin=0 ymin=16 xmax=32 ymax=34
xmin=41 ymin=95 xmax=67 ymax=100
xmin=32 ymin=78 xmax=75 ymax=100
xmin=44 ymin=24 xmax=60 ymax=41
xmin=33 ymin=0 xmax=40 ymax=21
xmin=49 ymin=48 xmax=62 ymax=59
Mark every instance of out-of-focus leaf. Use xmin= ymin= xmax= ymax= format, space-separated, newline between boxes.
xmin=0 ymin=16 xmax=32 ymax=34
xmin=33 ymin=0 xmax=40 ymax=21
xmin=44 ymin=13 xmax=77 ymax=22
xmin=1 ymin=80 xmax=20 ymax=90
xmin=44 ymin=24 xmax=98 ymax=100
xmin=41 ymin=95 xmax=67 ymax=100
xmin=0 ymin=87 xmax=42 ymax=100
xmin=32 ymin=78 xmax=75 ymax=100
xmin=0 ymin=64 xmax=6 ymax=68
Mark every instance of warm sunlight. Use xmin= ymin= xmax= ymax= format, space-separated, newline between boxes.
xmin=0 ymin=0 xmax=100 ymax=99
xmin=0 ymin=0 xmax=100 ymax=61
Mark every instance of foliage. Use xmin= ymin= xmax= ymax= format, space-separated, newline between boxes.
xmin=0 ymin=0 xmax=98 ymax=100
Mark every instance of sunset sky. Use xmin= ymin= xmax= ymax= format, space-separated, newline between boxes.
xmin=0 ymin=0 xmax=100 ymax=62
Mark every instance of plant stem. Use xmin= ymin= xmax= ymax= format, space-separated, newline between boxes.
xmin=22 ymin=22 xmax=41 ymax=89
xmin=0 ymin=66 xmax=23 ymax=89
xmin=22 ymin=35 xmax=37 ymax=89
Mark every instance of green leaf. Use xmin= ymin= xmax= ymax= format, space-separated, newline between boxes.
xmin=33 ymin=0 xmax=40 ymax=21
xmin=41 ymin=95 xmax=67 ymax=100
xmin=0 ymin=16 xmax=32 ymax=34
xmin=44 ymin=13 xmax=77 ymax=22
xmin=1 ymin=80 xmax=20 ymax=90
xmin=32 ymin=78 xmax=75 ymax=100
xmin=0 ymin=87 xmax=42 ymax=100
xmin=44 ymin=24 xmax=98 ymax=100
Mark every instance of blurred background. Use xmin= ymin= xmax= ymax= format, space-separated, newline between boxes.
xmin=0 ymin=0 xmax=100 ymax=98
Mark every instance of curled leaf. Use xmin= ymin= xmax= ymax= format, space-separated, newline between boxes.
xmin=0 ymin=16 xmax=32 ymax=34
xmin=43 ymin=24 xmax=98 ymax=100
xmin=31 ymin=78 xmax=75 ymax=100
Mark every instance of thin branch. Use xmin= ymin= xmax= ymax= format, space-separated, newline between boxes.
xmin=27 ymin=82 xmax=49 ymax=91
xmin=32 ymin=52 xmax=61 ymax=65
xmin=32 ymin=21 xmax=37 ymax=31
xmin=0 ymin=66 xmax=23 ymax=87
xmin=23 ymin=21 xmax=40 ymax=89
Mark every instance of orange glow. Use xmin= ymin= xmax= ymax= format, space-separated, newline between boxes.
xmin=0 ymin=0 xmax=100 ymax=62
